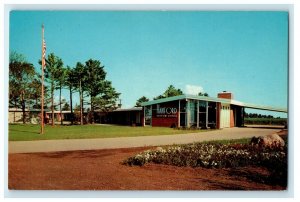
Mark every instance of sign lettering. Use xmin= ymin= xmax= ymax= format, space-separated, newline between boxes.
xmin=156 ymin=107 xmax=178 ymax=118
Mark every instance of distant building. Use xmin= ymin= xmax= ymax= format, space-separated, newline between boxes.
xmin=107 ymin=107 xmax=143 ymax=126
xmin=8 ymin=108 xmax=41 ymax=124
xmin=8 ymin=108 xmax=74 ymax=124
xmin=45 ymin=111 xmax=73 ymax=122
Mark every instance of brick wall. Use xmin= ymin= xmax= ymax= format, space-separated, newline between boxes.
xmin=152 ymin=117 xmax=178 ymax=127
xmin=218 ymin=92 xmax=233 ymax=100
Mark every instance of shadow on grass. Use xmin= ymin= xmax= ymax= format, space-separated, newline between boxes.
xmin=37 ymin=150 xmax=116 ymax=159
xmin=9 ymin=128 xmax=40 ymax=135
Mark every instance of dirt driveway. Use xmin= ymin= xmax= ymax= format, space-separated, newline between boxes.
xmin=9 ymin=146 xmax=286 ymax=191
xmin=8 ymin=128 xmax=287 ymax=191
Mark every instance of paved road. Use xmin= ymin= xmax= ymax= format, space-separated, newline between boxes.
xmin=9 ymin=127 xmax=283 ymax=154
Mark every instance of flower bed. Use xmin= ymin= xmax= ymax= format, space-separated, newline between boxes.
xmin=122 ymin=141 xmax=287 ymax=170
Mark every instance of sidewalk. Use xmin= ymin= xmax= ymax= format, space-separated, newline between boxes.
xmin=9 ymin=127 xmax=282 ymax=154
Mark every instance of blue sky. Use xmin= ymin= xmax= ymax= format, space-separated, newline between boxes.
xmin=9 ymin=11 xmax=288 ymax=117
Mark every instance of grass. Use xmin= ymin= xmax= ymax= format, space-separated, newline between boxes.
xmin=201 ymin=138 xmax=251 ymax=145
xmin=244 ymin=118 xmax=287 ymax=125
xmin=9 ymin=124 xmax=207 ymax=141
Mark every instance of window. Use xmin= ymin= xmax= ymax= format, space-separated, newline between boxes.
xmin=180 ymin=100 xmax=186 ymax=112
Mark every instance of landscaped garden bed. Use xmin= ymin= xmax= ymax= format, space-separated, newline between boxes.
xmin=123 ymin=138 xmax=287 ymax=187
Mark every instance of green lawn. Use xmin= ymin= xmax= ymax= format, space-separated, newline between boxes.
xmin=202 ymin=138 xmax=251 ymax=145
xmin=9 ymin=124 xmax=205 ymax=141
xmin=244 ymin=117 xmax=287 ymax=125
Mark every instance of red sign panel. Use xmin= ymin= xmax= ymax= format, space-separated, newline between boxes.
xmin=153 ymin=101 xmax=178 ymax=118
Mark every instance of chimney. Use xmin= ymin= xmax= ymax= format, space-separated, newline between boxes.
xmin=218 ymin=91 xmax=234 ymax=99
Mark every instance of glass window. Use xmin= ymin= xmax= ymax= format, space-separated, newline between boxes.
xmin=189 ymin=100 xmax=197 ymax=126
xmin=198 ymin=101 xmax=207 ymax=112
xmin=145 ymin=106 xmax=152 ymax=125
xmin=180 ymin=100 xmax=186 ymax=112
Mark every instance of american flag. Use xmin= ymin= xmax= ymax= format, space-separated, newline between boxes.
xmin=42 ymin=26 xmax=46 ymax=69
xmin=42 ymin=39 xmax=46 ymax=69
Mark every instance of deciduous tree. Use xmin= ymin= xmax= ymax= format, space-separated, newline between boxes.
xmin=9 ymin=51 xmax=35 ymax=123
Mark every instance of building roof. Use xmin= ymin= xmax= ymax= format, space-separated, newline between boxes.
xmin=45 ymin=110 xmax=72 ymax=113
xmin=141 ymin=94 xmax=287 ymax=113
xmin=113 ymin=107 xmax=143 ymax=112
xmin=9 ymin=108 xmax=44 ymax=112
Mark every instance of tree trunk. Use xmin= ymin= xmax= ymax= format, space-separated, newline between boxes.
xmin=21 ymin=91 xmax=26 ymax=124
xmin=22 ymin=103 xmax=26 ymax=124
xmin=91 ymin=96 xmax=94 ymax=124
xmin=79 ymin=79 xmax=83 ymax=125
xmin=14 ymin=100 xmax=17 ymax=123
xmin=60 ymin=83 xmax=63 ymax=125
xmin=51 ymin=81 xmax=55 ymax=126
xmin=70 ymin=86 xmax=73 ymax=125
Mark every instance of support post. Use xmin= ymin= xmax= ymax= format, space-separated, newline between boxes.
xmin=150 ymin=105 xmax=152 ymax=126
xmin=197 ymin=100 xmax=199 ymax=128
xmin=142 ymin=106 xmax=145 ymax=126
xmin=242 ymin=107 xmax=245 ymax=127
xmin=178 ymin=100 xmax=180 ymax=128
xmin=216 ymin=103 xmax=220 ymax=129
xmin=186 ymin=100 xmax=189 ymax=128
xmin=205 ymin=101 xmax=208 ymax=129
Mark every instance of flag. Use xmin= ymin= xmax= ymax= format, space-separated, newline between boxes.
xmin=42 ymin=26 xmax=46 ymax=69
xmin=42 ymin=25 xmax=46 ymax=70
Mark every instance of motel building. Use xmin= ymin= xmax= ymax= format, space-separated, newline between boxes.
xmin=8 ymin=91 xmax=287 ymax=127
xmin=141 ymin=92 xmax=287 ymax=129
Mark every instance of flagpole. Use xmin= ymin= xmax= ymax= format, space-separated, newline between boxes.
xmin=41 ymin=24 xmax=45 ymax=134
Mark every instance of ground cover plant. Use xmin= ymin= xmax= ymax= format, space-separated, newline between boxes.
xmin=123 ymin=138 xmax=287 ymax=187
xmin=9 ymin=124 xmax=201 ymax=141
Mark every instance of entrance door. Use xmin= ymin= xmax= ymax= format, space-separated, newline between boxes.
xmin=220 ymin=104 xmax=230 ymax=128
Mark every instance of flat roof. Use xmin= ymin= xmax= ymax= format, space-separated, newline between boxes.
xmin=9 ymin=108 xmax=45 ymax=112
xmin=141 ymin=94 xmax=287 ymax=113
xmin=113 ymin=107 xmax=143 ymax=112
xmin=45 ymin=110 xmax=72 ymax=113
